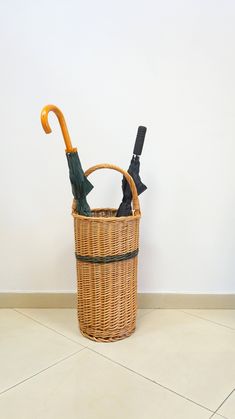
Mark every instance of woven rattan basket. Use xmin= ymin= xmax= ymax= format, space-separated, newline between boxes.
xmin=72 ymin=163 xmax=141 ymax=342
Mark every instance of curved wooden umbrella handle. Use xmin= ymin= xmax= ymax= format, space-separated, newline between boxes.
xmin=41 ymin=104 xmax=77 ymax=153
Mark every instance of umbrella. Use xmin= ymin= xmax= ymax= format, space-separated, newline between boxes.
xmin=116 ymin=126 xmax=147 ymax=217
xmin=41 ymin=104 xmax=93 ymax=216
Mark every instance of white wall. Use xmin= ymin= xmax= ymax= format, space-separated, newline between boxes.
xmin=0 ymin=0 xmax=235 ymax=293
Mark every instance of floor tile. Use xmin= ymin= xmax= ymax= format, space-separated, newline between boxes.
xmin=86 ymin=310 xmax=235 ymax=410
xmin=217 ymin=389 xmax=235 ymax=418
xmin=17 ymin=308 xmax=87 ymax=345
xmin=182 ymin=310 xmax=235 ymax=330
xmin=137 ymin=309 xmax=153 ymax=319
xmin=0 ymin=309 xmax=82 ymax=393
xmin=0 ymin=348 xmax=211 ymax=419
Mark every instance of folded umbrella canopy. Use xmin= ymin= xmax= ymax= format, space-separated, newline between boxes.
xmin=116 ymin=126 xmax=147 ymax=217
xmin=41 ymin=105 xmax=93 ymax=216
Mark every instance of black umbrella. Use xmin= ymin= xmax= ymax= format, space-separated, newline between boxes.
xmin=41 ymin=105 xmax=93 ymax=216
xmin=116 ymin=126 xmax=147 ymax=217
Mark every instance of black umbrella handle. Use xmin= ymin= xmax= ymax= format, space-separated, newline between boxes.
xmin=133 ymin=126 xmax=147 ymax=156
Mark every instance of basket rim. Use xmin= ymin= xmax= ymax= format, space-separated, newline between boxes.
xmin=72 ymin=206 xmax=141 ymax=221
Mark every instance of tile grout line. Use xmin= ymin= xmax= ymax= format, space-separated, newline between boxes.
xmin=210 ymin=388 xmax=235 ymax=418
xmin=180 ymin=310 xmax=235 ymax=332
xmin=86 ymin=347 xmax=214 ymax=415
xmin=209 ymin=411 xmax=230 ymax=419
xmin=0 ymin=348 xmax=86 ymax=397
xmin=13 ymin=308 xmax=88 ymax=348
xmin=209 ymin=414 xmax=224 ymax=419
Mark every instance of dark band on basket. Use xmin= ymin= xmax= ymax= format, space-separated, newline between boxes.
xmin=75 ymin=249 xmax=139 ymax=264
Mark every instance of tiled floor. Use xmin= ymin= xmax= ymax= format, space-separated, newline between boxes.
xmin=0 ymin=309 xmax=234 ymax=418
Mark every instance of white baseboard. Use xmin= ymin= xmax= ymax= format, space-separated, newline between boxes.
xmin=0 ymin=293 xmax=234 ymax=309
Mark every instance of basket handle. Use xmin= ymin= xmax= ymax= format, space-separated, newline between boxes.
xmin=84 ymin=163 xmax=140 ymax=216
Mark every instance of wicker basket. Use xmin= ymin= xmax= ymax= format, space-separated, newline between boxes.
xmin=72 ymin=163 xmax=141 ymax=342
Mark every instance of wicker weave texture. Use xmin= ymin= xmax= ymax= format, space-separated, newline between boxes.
xmin=72 ymin=164 xmax=141 ymax=342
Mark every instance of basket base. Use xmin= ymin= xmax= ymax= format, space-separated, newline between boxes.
xmin=79 ymin=327 xmax=136 ymax=343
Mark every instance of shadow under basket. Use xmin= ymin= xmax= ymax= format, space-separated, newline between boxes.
xmin=72 ymin=163 xmax=141 ymax=342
